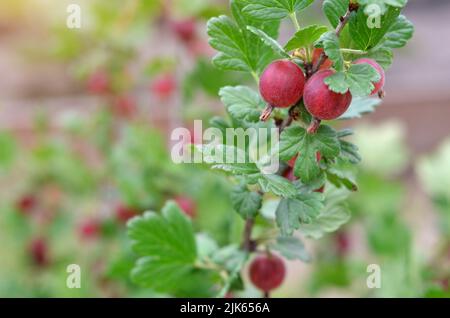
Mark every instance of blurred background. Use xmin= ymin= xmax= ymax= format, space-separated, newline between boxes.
xmin=0 ymin=0 xmax=449 ymax=297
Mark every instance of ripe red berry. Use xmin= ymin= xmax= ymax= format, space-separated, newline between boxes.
xmin=116 ymin=205 xmax=138 ymax=223
xmin=353 ymin=58 xmax=385 ymax=95
xmin=28 ymin=237 xmax=49 ymax=267
xmin=249 ymin=254 xmax=286 ymax=292
xmin=312 ymin=48 xmax=333 ymax=71
xmin=303 ymin=70 xmax=352 ymax=120
xmin=335 ymin=231 xmax=351 ymax=257
xmin=171 ymin=19 xmax=196 ymax=43
xmin=114 ymin=96 xmax=136 ymax=118
xmin=87 ymin=70 xmax=110 ymax=95
xmin=259 ymin=60 xmax=305 ymax=108
xmin=174 ymin=196 xmax=196 ymax=218
xmin=16 ymin=195 xmax=37 ymax=215
xmin=78 ymin=219 xmax=101 ymax=239
xmin=151 ymin=74 xmax=176 ymax=100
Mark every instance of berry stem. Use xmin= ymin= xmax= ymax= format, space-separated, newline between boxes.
xmin=264 ymin=291 xmax=270 ymax=298
xmin=307 ymin=117 xmax=321 ymax=134
xmin=260 ymin=105 xmax=274 ymax=122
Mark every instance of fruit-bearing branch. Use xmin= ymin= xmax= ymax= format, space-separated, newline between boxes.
xmin=312 ymin=3 xmax=359 ymax=73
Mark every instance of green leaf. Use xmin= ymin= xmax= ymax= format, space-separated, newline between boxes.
xmin=335 ymin=129 xmax=361 ymax=164
xmin=232 ymin=0 xmax=281 ymax=73
xmin=279 ymin=125 xmax=307 ymax=161
xmin=207 ymin=1 xmax=281 ymax=74
xmin=196 ymin=233 xmax=219 ymax=260
xmin=294 ymin=151 xmax=322 ymax=183
xmin=313 ymin=125 xmax=342 ymax=158
xmin=298 ymin=187 xmax=351 ymax=239
xmin=219 ymin=86 xmax=265 ymax=124
xmin=127 ymin=201 xmax=198 ymax=292
xmin=272 ymin=236 xmax=312 ymax=262
xmin=207 ymin=15 xmax=251 ymax=72
xmin=212 ymin=245 xmax=248 ymax=296
xmin=242 ymin=0 xmax=315 ymax=21
xmin=276 ymin=192 xmax=324 ymax=236
xmin=349 ymin=6 xmax=400 ymax=51
xmin=230 ymin=184 xmax=263 ymax=218
xmin=359 ymin=0 xmax=408 ymax=14
xmin=247 ymin=26 xmax=290 ymax=58
xmin=209 ymin=116 xmax=231 ymax=136
xmin=324 ymin=63 xmax=381 ymax=96
xmin=339 ymin=96 xmax=382 ymax=119
xmin=323 ymin=0 xmax=349 ymax=28
xmin=284 ymin=25 xmax=329 ymax=51
xmin=280 ymin=125 xmax=340 ymax=183
xmin=379 ymin=15 xmax=414 ymax=49
xmin=326 ymin=169 xmax=358 ymax=191
xmin=365 ymin=47 xmax=393 ymax=70
xmin=339 ymin=140 xmax=361 ymax=164
xmin=258 ymin=174 xmax=298 ymax=198
xmin=316 ymin=31 xmax=344 ymax=71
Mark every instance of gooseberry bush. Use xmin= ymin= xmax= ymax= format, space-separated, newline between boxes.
xmin=127 ymin=0 xmax=414 ymax=297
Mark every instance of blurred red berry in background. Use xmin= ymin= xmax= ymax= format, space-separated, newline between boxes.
xmin=174 ymin=196 xmax=196 ymax=218
xmin=78 ymin=218 xmax=101 ymax=240
xmin=28 ymin=237 xmax=49 ymax=267
xmin=116 ymin=204 xmax=138 ymax=224
xmin=87 ymin=70 xmax=110 ymax=95
xmin=171 ymin=19 xmax=196 ymax=43
xmin=151 ymin=74 xmax=176 ymax=100
xmin=16 ymin=195 xmax=37 ymax=215
xmin=114 ymin=95 xmax=137 ymax=118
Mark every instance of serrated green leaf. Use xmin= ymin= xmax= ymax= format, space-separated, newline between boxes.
xmin=284 ymin=25 xmax=329 ymax=51
xmin=359 ymin=0 xmax=408 ymax=14
xmin=280 ymin=125 xmax=340 ymax=183
xmin=276 ymin=192 xmax=324 ymax=236
xmin=349 ymin=6 xmax=400 ymax=51
xmin=230 ymin=184 xmax=263 ymax=218
xmin=325 ymin=63 xmax=381 ymax=97
xmin=365 ymin=47 xmax=393 ymax=70
xmin=207 ymin=15 xmax=251 ymax=72
xmin=294 ymin=151 xmax=322 ymax=183
xmin=298 ymin=187 xmax=351 ymax=238
xmin=219 ymin=86 xmax=265 ymax=124
xmin=207 ymin=1 xmax=281 ymax=74
xmin=379 ymin=15 xmax=414 ymax=49
xmin=313 ymin=125 xmax=342 ymax=158
xmin=242 ymin=0 xmax=314 ymax=21
xmin=258 ymin=174 xmax=298 ymax=198
xmin=272 ymin=236 xmax=312 ymax=262
xmin=323 ymin=0 xmax=349 ymax=28
xmin=279 ymin=125 xmax=307 ymax=161
xmin=247 ymin=26 xmax=290 ymax=58
xmin=316 ymin=31 xmax=344 ymax=71
xmin=196 ymin=233 xmax=219 ymax=260
xmin=339 ymin=96 xmax=382 ymax=119
xmin=326 ymin=169 xmax=358 ymax=191
xmin=340 ymin=139 xmax=362 ymax=164
xmin=127 ymin=201 xmax=198 ymax=292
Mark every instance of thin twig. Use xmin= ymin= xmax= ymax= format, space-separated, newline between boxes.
xmin=312 ymin=4 xmax=358 ymax=74
xmin=242 ymin=218 xmax=255 ymax=252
